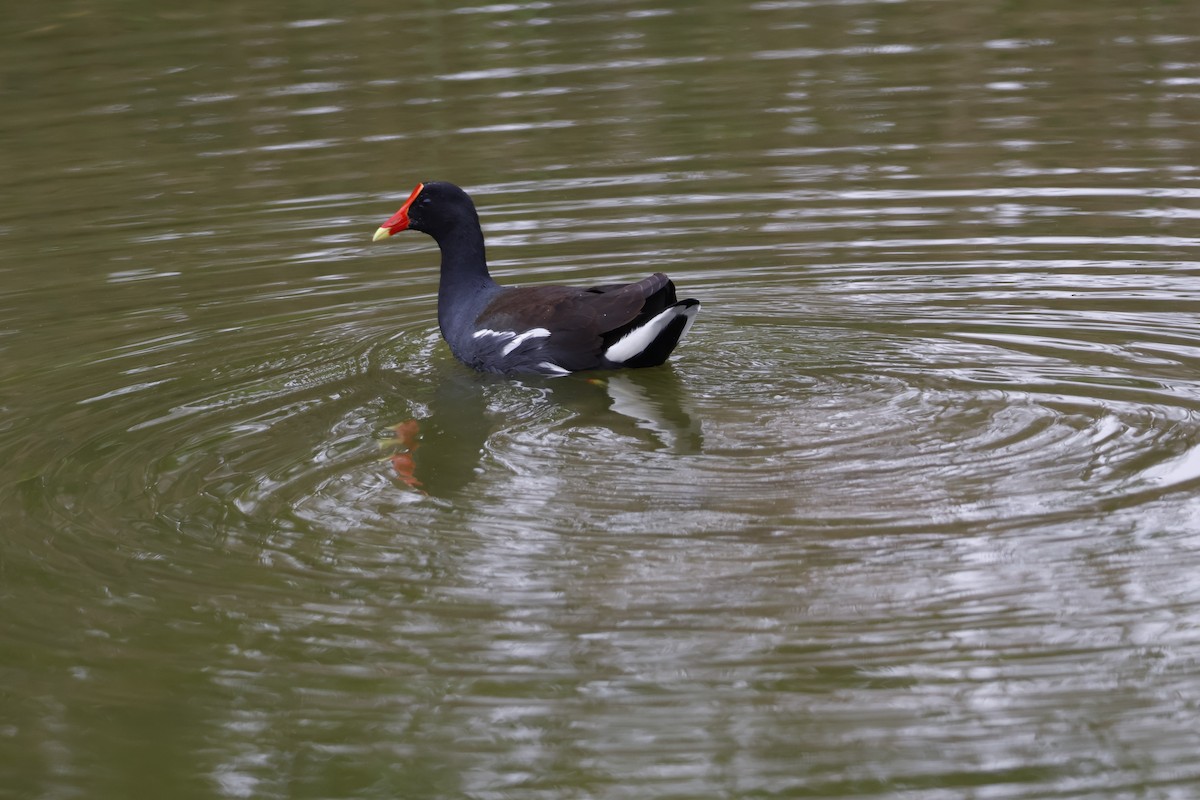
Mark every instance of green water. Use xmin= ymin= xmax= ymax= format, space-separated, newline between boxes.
xmin=4 ymin=1 xmax=1200 ymax=797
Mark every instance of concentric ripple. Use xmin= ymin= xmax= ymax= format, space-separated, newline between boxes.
xmin=7 ymin=167 xmax=1200 ymax=797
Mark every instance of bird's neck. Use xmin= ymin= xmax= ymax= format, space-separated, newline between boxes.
xmin=434 ymin=224 xmax=499 ymax=337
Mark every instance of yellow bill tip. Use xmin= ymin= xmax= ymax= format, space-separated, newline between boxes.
xmin=372 ymin=226 xmax=392 ymax=242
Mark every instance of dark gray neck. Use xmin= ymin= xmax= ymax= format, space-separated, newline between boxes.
xmin=432 ymin=223 xmax=500 ymax=343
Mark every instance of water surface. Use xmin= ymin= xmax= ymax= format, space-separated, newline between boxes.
xmin=4 ymin=1 xmax=1200 ymax=797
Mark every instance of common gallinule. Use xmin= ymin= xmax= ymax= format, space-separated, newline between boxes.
xmin=372 ymin=181 xmax=700 ymax=376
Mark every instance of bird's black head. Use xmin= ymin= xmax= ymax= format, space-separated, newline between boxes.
xmin=373 ymin=181 xmax=480 ymax=243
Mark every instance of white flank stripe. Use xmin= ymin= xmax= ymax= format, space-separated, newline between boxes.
xmin=538 ymin=361 xmax=571 ymax=376
xmin=603 ymin=306 xmax=687 ymax=363
xmin=501 ymin=327 xmax=550 ymax=356
xmin=473 ymin=328 xmax=514 ymax=341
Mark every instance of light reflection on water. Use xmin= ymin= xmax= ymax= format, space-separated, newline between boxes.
xmin=4 ymin=0 xmax=1200 ymax=797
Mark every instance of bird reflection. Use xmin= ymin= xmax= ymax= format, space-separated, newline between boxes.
xmin=383 ymin=367 xmax=702 ymax=497
xmin=381 ymin=370 xmax=493 ymax=496
xmin=551 ymin=367 xmax=704 ymax=455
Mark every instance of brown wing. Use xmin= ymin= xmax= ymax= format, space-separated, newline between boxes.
xmin=476 ymin=273 xmax=673 ymax=372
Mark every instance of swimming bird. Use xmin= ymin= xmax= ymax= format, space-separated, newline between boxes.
xmin=372 ymin=181 xmax=700 ymax=376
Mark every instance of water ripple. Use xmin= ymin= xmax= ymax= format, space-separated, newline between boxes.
xmin=6 ymin=4 xmax=1200 ymax=795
